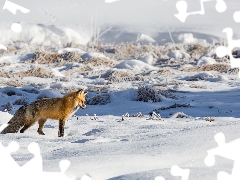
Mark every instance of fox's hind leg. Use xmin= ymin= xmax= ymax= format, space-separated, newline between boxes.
xmin=37 ymin=118 xmax=47 ymax=135
xmin=20 ymin=117 xmax=37 ymax=133
xmin=20 ymin=124 xmax=31 ymax=133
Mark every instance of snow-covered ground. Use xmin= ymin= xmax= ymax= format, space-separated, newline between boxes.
xmin=1 ymin=0 xmax=240 ymax=180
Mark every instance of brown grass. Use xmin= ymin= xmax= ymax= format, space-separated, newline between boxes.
xmin=104 ymin=69 xmax=146 ymax=83
xmin=26 ymin=51 xmax=83 ymax=64
xmin=84 ymin=57 xmax=117 ymax=67
xmin=15 ymin=67 xmax=53 ymax=78
xmin=187 ymin=43 xmax=211 ymax=57
xmin=181 ymin=64 xmax=230 ymax=72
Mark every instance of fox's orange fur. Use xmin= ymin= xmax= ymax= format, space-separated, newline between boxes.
xmin=1 ymin=89 xmax=87 ymax=137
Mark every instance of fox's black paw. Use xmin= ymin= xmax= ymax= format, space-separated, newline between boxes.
xmin=37 ymin=129 xmax=45 ymax=135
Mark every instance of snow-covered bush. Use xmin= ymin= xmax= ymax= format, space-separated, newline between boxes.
xmin=0 ymin=87 xmax=23 ymax=96
xmin=1 ymin=102 xmax=13 ymax=111
xmin=137 ymin=85 xmax=161 ymax=102
xmin=21 ymin=86 xmax=40 ymax=94
xmin=13 ymin=94 xmax=30 ymax=106
xmin=86 ymin=93 xmax=111 ymax=105
xmin=171 ymin=112 xmax=189 ymax=118
xmin=36 ymin=90 xmax=63 ymax=99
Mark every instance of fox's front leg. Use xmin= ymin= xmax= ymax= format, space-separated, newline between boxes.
xmin=58 ymin=119 xmax=66 ymax=137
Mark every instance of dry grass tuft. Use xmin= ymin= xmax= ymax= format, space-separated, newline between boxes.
xmin=27 ymin=51 xmax=83 ymax=64
xmin=104 ymin=69 xmax=145 ymax=83
xmin=84 ymin=57 xmax=117 ymax=67
xmin=0 ymin=70 xmax=11 ymax=78
xmin=16 ymin=67 xmax=53 ymax=78
xmin=187 ymin=43 xmax=211 ymax=57
xmin=181 ymin=64 xmax=230 ymax=72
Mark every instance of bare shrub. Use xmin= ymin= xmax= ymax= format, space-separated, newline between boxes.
xmin=137 ymin=85 xmax=161 ymax=102
xmin=86 ymin=93 xmax=111 ymax=105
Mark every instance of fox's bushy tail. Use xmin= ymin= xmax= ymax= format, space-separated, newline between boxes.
xmin=1 ymin=106 xmax=27 ymax=134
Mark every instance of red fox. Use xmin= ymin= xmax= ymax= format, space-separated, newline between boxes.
xmin=1 ymin=89 xmax=87 ymax=137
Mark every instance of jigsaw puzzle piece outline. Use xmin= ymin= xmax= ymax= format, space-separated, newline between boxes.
xmin=215 ymin=0 xmax=227 ymax=13
xmin=105 ymin=0 xmax=121 ymax=3
xmin=3 ymin=0 xmax=30 ymax=15
xmin=2 ymin=0 xmax=30 ymax=33
xmin=216 ymin=28 xmax=240 ymax=77
xmin=22 ymin=142 xmax=43 ymax=174
xmin=205 ymin=133 xmax=240 ymax=180
xmin=175 ymin=0 xmax=212 ymax=23
xmin=154 ymin=165 xmax=190 ymax=180
xmin=171 ymin=165 xmax=190 ymax=180
xmin=155 ymin=177 xmax=165 ymax=180
xmin=175 ymin=0 xmax=227 ymax=22
xmin=233 ymin=11 xmax=240 ymax=23
xmin=0 ymin=141 xmax=21 ymax=179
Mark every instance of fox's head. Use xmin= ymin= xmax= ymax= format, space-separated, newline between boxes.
xmin=76 ymin=89 xmax=88 ymax=109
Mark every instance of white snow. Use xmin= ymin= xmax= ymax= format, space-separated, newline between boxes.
xmin=81 ymin=52 xmax=107 ymax=61
xmin=137 ymin=34 xmax=156 ymax=43
xmin=178 ymin=33 xmax=198 ymax=44
xmin=197 ymin=56 xmax=216 ymax=66
xmin=138 ymin=54 xmax=154 ymax=65
xmin=115 ymin=60 xmax=158 ymax=71
xmin=167 ymin=50 xmax=190 ymax=59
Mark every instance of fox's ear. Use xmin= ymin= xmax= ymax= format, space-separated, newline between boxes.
xmin=77 ymin=89 xmax=84 ymax=95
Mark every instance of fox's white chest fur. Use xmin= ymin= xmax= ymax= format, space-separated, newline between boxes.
xmin=67 ymin=105 xmax=80 ymax=118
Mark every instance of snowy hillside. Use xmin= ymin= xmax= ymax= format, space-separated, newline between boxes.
xmin=1 ymin=0 xmax=240 ymax=180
